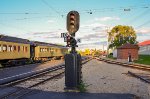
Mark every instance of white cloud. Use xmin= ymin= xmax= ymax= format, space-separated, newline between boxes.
xmin=136 ymin=27 xmax=150 ymax=34
xmin=81 ymin=23 xmax=106 ymax=28
xmin=47 ymin=20 xmax=55 ymax=23
xmin=94 ymin=16 xmax=120 ymax=21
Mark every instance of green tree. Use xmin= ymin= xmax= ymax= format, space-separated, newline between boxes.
xmin=108 ymin=25 xmax=137 ymax=49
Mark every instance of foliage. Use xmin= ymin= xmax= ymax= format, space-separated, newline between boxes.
xmin=108 ymin=25 xmax=137 ymax=49
xmin=77 ymin=81 xmax=88 ymax=92
xmin=134 ymin=55 xmax=150 ymax=65
xmin=84 ymin=49 xmax=90 ymax=55
xmin=108 ymin=55 xmax=116 ymax=60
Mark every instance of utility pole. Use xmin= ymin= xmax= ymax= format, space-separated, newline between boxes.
xmin=106 ymin=26 xmax=110 ymax=57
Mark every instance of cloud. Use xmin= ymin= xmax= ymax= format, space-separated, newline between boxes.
xmin=81 ymin=23 xmax=106 ymax=28
xmin=136 ymin=27 xmax=150 ymax=34
xmin=94 ymin=16 xmax=120 ymax=21
xmin=80 ymin=33 xmax=106 ymax=41
xmin=47 ymin=20 xmax=55 ymax=23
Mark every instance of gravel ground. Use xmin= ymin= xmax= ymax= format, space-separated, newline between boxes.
xmin=31 ymin=73 xmax=65 ymax=92
xmin=29 ymin=59 xmax=150 ymax=99
xmin=82 ymin=59 xmax=150 ymax=99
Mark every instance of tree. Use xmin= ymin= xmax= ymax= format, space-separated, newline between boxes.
xmin=108 ymin=25 xmax=137 ymax=49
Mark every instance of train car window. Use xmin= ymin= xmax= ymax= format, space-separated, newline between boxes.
xmin=25 ymin=47 xmax=28 ymax=52
xmin=45 ymin=48 xmax=47 ymax=52
xmin=0 ymin=45 xmax=1 ymax=52
xmin=18 ymin=46 xmax=20 ymax=52
xmin=3 ymin=45 xmax=7 ymax=52
xmin=11 ymin=46 xmax=13 ymax=51
xmin=8 ymin=45 xmax=12 ymax=52
xmin=47 ymin=48 xmax=49 ymax=52
xmin=41 ymin=48 xmax=44 ymax=52
xmin=13 ymin=46 xmax=16 ymax=51
xmin=23 ymin=46 xmax=24 ymax=52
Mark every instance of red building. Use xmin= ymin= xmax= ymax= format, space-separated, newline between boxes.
xmin=117 ymin=43 xmax=139 ymax=60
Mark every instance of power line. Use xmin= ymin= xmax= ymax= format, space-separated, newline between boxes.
xmin=135 ymin=20 xmax=150 ymax=29
xmin=126 ymin=8 xmax=150 ymax=25
xmin=60 ymin=4 xmax=150 ymax=15
xmin=41 ymin=0 xmax=63 ymax=17
xmin=0 ymin=12 xmax=39 ymax=15
xmin=15 ymin=16 xmax=53 ymax=20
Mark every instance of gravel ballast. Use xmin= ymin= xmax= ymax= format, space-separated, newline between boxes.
xmin=30 ymin=59 xmax=150 ymax=99
xmin=82 ymin=59 xmax=150 ymax=99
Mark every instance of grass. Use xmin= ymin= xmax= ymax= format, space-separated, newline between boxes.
xmin=108 ymin=55 xmax=116 ymax=60
xmin=134 ymin=55 xmax=150 ymax=65
xmin=77 ymin=81 xmax=88 ymax=92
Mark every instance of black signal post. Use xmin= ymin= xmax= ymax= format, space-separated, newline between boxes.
xmin=65 ymin=11 xmax=81 ymax=90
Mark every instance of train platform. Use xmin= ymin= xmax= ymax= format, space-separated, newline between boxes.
xmin=0 ymin=60 xmax=64 ymax=85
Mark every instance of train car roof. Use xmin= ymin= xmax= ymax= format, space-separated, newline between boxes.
xmin=0 ymin=35 xmax=30 ymax=44
xmin=32 ymin=41 xmax=68 ymax=49
xmin=0 ymin=35 xmax=68 ymax=49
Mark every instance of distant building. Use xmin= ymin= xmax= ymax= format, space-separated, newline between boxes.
xmin=117 ymin=43 xmax=139 ymax=61
xmin=113 ymin=49 xmax=117 ymax=58
xmin=138 ymin=40 xmax=150 ymax=55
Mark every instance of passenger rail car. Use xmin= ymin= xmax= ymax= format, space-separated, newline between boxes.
xmin=0 ymin=35 xmax=68 ymax=66
xmin=33 ymin=41 xmax=68 ymax=61
xmin=0 ymin=35 xmax=30 ymax=65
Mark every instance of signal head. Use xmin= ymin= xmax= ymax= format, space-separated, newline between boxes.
xmin=67 ymin=11 xmax=80 ymax=36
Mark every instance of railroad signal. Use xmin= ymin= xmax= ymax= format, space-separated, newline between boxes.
xmin=77 ymin=38 xmax=81 ymax=43
xmin=66 ymin=36 xmax=71 ymax=47
xmin=67 ymin=11 xmax=80 ymax=36
xmin=61 ymin=33 xmax=67 ymax=38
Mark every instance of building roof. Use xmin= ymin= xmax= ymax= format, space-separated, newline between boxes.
xmin=138 ymin=40 xmax=150 ymax=46
xmin=117 ymin=43 xmax=139 ymax=49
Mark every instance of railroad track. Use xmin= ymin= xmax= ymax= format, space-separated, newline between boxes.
xmin=95 ymin=57 xmax=150 ymax=71
xmin=0 ymin=65 xmax=65 ymax=99
xmin=128 ymin=71 xmax=150 ymax=84
xmin=0 ymin=57 xmax=92 ymax=99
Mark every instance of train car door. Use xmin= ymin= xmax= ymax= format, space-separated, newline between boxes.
xmin=30 ymin=45 xmax=35 ymax=60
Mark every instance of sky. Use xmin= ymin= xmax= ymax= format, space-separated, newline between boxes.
xmin=0 ymin=0 xmax=150 ymax=50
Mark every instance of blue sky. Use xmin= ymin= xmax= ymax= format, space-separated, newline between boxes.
xmin=0 ymin=0 xmax=150 ymax=50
